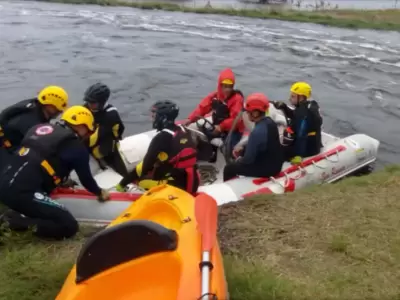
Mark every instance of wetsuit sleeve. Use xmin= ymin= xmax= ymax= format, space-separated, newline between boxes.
xmin=219 ymin=93 xmax=244 ymax=132
xmin=293 ymin=106 xmax=309 ymax=157
xmin=187 ymin=92 xmax=216 ymax=122
xmin=141 ymin=132 xmax=172 ymax=176
xmin=240 ymin=123 xmax=268 ymax=165
xmin=60 ymin=146 xmax=102 ymax=196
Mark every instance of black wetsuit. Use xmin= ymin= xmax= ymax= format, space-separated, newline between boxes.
xmin=87 ymin=104 xmax=128 ymax=177
xmin=280 ymin=100 xmax=322 ymax=159
xmin=120 ymin=125 xmax=199 ymax=194
xmin=0 ymin=123 xmax=102 ymax=240
xmin=0 ymin=99 xmax=48 ymax=166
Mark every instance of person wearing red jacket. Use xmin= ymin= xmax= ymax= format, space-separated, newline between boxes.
xmin=183 ymin=68 xmax=244 ymax=161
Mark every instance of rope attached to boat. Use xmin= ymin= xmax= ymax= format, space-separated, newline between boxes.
xmin=197 ymin=293 xmax=218 ymax=300
xmin=198 ymin=165 xmax=218 ymax=185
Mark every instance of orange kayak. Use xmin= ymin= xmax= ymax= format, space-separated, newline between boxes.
xmin=56 ymin=184 xmax=228 ymax=300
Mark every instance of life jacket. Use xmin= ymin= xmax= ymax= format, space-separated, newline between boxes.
xmin=87 ymin=103 xmax=124 ymax=158
xmin=211 ymin=90 xmax=243 ymax=125
xmin=19 ymin=123 xmax=78 ymax=190
xmin=283 ymin=100 xmax=322 ymax=151
xmin=160 ymin=125 xmax=198 ymax=192
xmin=0 ymin=99 xmax=38 ymax=149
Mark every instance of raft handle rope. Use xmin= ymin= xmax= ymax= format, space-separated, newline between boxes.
xmin=197 ymin=293 xmax=218 ymax=300
xmin=269 ymin=175 xmax=289 ymax=189
xmin=324 ymin=149 xmax=340 ymax=163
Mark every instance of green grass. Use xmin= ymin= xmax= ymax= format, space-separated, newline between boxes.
xmin=1 ymin=166 xmax=400 ymax=299
xmin=33 ymin=0 xmax=400 ymax=31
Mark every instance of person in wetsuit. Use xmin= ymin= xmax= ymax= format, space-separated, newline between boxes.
xmin=116 ymin=100 xmax=199 ymax=194
xmin=0 ymin=106 xmax=110 ymax=240
xmin=273 ymin=82 xmax=322 ymax=164
xmin=0 ymin=86 xmax=68 ymax=164
xmin=223 ymin=93 xmax=284 ymax=181
xmin=182 ymin=68 xmax=244 ymax=161
xmin=84 ymin=83 xmax=128 ymax=177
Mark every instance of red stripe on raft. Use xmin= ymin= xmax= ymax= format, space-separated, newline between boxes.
xmin=252 ymin=145 xmax=346 ymax=185
xmin=242 ymin=187 xmax=273 ymax=198
xmin=51 ymin=187 xmax=142 ymax=202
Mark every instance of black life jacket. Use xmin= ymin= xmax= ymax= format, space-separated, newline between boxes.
xmin=211 ymin=90 xmax=243 ymax=125
xmin=86 ymin=103 xmax=124 ymax=157
xmin=0 ymin=99 xmax=39 ymax=149
xmin=19 ymin=123 xmax=78 ymax=190
xmin=283 ymin=100 xmax=322 ymax=152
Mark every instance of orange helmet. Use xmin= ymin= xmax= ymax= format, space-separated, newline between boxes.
xmin=245 ymin=93 xmax=270 ymax=112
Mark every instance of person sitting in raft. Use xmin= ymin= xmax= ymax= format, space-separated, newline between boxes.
xmin=273 ymin=82 xmax=322 ymax=165
xmin=0 ymin=86 xmax=68 ymax=157
xmin=116 ymin=100 xmax=200 ymax=195
xmin=84 ymin=83 xmax=128 ymax=177
xmin=182 ymin=68 xmax=245 ymax=161
xmin=223 ymin=93 xmax=284 ymax=181
xmin=0 ymin=106 xmax=110 ymax=240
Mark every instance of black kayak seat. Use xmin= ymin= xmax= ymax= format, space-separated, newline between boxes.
xmin=75 ymin=220 xmax=178 ymax=284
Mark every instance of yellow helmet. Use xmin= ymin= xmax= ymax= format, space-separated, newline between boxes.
xmin=37 ymin=86 xmax=68 ymax=112
xmin=290 ymin=82 xmax=312 ymax=99
xmin=61 ymin=105 xmax=95 ymax=132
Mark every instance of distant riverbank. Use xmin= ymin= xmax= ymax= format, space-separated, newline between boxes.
xmin=33 ymin=0 xmax=400 ymax=31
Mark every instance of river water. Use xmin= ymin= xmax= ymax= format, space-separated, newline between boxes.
xmin=0 ymin=0 xmax=399 ymax=167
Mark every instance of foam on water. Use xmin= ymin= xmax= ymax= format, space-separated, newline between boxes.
xmin=0 ymin=0 xmax=400 ymax=167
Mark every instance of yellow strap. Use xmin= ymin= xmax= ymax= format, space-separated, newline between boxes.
xmin=112 ymin=124 xmax=119 ymax=139
xmin=307 ymin=131 xmax=316 ymax=136
xmin=40 ymin=160 xmax=61 ymax=184
xmin=89 ymin=127 xmax=99 ymax=148
xmin=91 ymin=146 xmax=103 ymax=159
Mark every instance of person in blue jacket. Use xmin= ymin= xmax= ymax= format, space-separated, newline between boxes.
xmin=223 ymin=93 xmax=284 ymax=181
xmin=0 ymin=106 xmax=110 ymax=240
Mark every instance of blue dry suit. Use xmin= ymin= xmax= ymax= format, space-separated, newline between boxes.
xmin=223 ymin=116 xmax=284 ymax=181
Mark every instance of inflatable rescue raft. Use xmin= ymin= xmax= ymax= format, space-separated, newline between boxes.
xmin=53 ymin=106 xmax=380 ymax=224
xmin=56 ymin=185 xmax=228 ymax=300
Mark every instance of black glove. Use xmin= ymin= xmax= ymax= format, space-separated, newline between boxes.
xmin=59 ymin=178 xmax=78 ymax=188
xmin=273 ymin=101 xmax=287 ymax=110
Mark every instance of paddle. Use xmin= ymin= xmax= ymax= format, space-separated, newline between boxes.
xmin=195 ymin=193 xmax=218 ymax=300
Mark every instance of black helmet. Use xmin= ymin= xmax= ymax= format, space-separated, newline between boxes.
xmin=84 ymin=83 xmax=110 ymax=106
xmin=151 ymin=100 xmax=179 ymax=131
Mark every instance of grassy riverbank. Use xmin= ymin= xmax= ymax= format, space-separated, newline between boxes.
xmin=1 ymin=166 xmax=400 ymax=299
xmin=34 ymin=0 xmax=400 ymax=31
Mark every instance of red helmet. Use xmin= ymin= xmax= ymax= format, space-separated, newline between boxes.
xmin=245 ymin=93 xmax=270 ymax=112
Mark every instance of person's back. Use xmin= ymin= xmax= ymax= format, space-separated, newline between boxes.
xmin=252 ymin=117 xmax=283 ymax=173
xmin=0 ymin=106 xmax=109 ymax=240
xmin=0 ymin=86 xmax=69 ymax=153
xmin=223 ymin=93 xmax=283 ymax=181
xmin=117 ymin=101 xmax=199 ymax=194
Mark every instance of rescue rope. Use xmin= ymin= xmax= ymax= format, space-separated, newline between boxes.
xmin=198 ymin=165 xmax=218 ymax=185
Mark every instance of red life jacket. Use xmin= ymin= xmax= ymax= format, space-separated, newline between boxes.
xmin=162 ymin=125 xmax=197 ymax=169
xmin=162 ymin=125 xmax=199 ymax=193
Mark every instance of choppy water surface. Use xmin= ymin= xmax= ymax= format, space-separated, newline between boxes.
xmin=0 ymin=1 xmax=399 ymax=167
